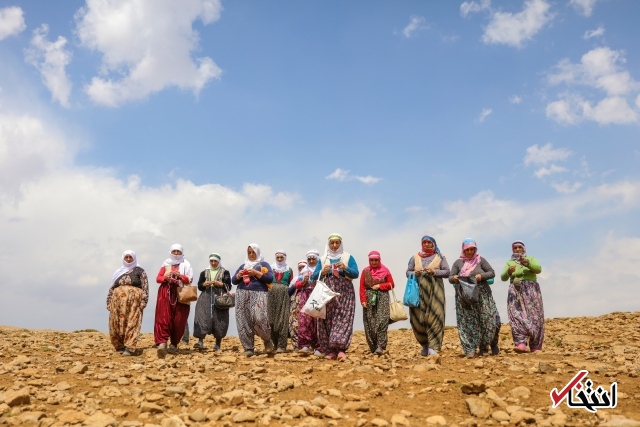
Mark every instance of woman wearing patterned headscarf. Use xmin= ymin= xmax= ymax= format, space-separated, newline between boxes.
xmin=313 ymin=234 xmax=359 ymax=360
xmin=193 ymin=253 xmax=232 ymax=351
xmin=449 ymin=238 xmax=500 ymax=358
xmin=360 ymin=250 xmax=395 ymax=355
xmin=406 ymin=235 xmax=450 ymax=356
xmin=288 ymin=259 xmax=308 ymax=350
xmin=295 ymin=250 xmax=321 ymax=354
xmin=154 ymin=244 xmax=193 ymax=357
xmin=500 ymin=240 xmax=544 ymax=353
xmin=268 ymin=250 xmax=294 ymax=353
xmin=107 ymin=250 xmax=149 ymax=356
xmin=231 ymin=243 xmax=275 ymax=357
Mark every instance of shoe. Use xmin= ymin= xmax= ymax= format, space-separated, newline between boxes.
xmin=325 ymin=353 xmax=337 ymax=360
xmin=115 ymin=347 xmax=125 ymax=353
xmin=193 ymin=341 xmax=206 ymax=350
xmin=157 ymin=342 xmax=168 ymax=358
xmin=122 ymin=349 xmax=132 ymax=356
xmin=481 ymin=351 xmax=489 ymax=357
xmin=531 ymin=348 xmax=541 ymax=354
xmin=337 ymin=352 xmax=347 ymax=360
xmin=514 ymin=343 xmax=529 ymax=353
xmin=276 ymin=348 xmax=285 ymax=354
xmin=374 ymin=347 xmax=383 ymax=355
xmin=420 ymin=346 xmax=429 ymax=357
xmin=167 ymin=344 xmax=178 ymax=354
xmin=300 ymin=346 xmax=311 ymax=353
xmin=491 ymin=344 xmax=500 ymax=355
xmin=428 ymin=348 xmax=438 ymax=356
xmin=465 ymin=352 xmax=476 ymax=359
xmin=243 ymin=350 xmax=254 ymax=357
xmin=314 ymin=350 xmax=323 ymax=357
xmin=213 ymin=345 xmax=221 ymax=351
xmin=263 ymin=340 xmax=275 ymax=354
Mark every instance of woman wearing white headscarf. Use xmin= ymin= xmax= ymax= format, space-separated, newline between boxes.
xmin=313 ymin=234 xmax=359 ymax=360
xmin=106 ymin=250 xmax=149 ymax=356
xmin=231 ymin=243 xmax=275 ymax=357
xmin=295 ymin=250 xmax=321 ymax=354
xmin=288 ymin=259 xmax=307 ymax=350
xmin=268 ymin=250 xmax=293 ymax=353
xmin=154 ymin=244 xmax=193 ymax=357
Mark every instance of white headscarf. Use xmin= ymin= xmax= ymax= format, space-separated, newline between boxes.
xmin=243 ymin=243 xmax=264 ymax=270
xmin=162 ymin=244 xmax=193 ymax=282
xmin=111 ymin=250 xmax=140 ymax=285
xmin=324 ymin=233 xmax=344 ymax=260
xmin=271 ymin=250 xmax=289 ymax=273
xmin=300 ymin=249 xmax=319 ymax=276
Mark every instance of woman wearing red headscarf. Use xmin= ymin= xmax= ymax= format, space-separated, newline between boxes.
xmin=360 ymin=251 xmax=395 ymax=355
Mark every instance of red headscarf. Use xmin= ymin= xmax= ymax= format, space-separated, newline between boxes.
xmin=364 ymin=250 xmax=391 ymax=280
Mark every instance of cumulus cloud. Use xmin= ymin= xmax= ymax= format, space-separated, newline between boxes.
xmin=0 ymin=6 xmax=26 ymax=40
xmin=24 ymin=25 xmax=73 ymax=108
xmin=583 ymin=26 xmax=605 ymax=40
xmin=326 ymin=168 xmax=382 ymax=185
xmin=475 ymin=107 xmax=492 ymax=123
xmin=75 ymin=0 xmax=223 ymax=107
xmin=551 ymin=181 xmax=583 ymax=194
xmin=546 ymin=47 xmax=640 ymax=125
xmin=460 ymin=0 xmax=491 ymax=18
xmin=482 ymin=0 xmax=554 ymax=48
xmin=509 ymin=95 xmax=522 ymax=104
xmin=570 ymin=0 xmax=599 ymax=17
xmin=402 ymin=15 xmax=427 ymax=38
xmin=534 ymin=164 xmax=568 ymax=178
xmin=524 ymin=143 xmax=572 ymax=166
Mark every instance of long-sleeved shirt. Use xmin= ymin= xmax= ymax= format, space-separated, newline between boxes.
xmin=156 ymin=265 xmax=192 ymax=286
xmin=311 ymin=255 xmax=359 ymax=281
xmin=448 ymin=257 xmax=495 ymax=285
xmin=359 ymin=269 xmax=394 ymax=304
xmin=231 ymin=261 xmax=274 ymax=292
xmin=500 ymin=256 xmax=541 ymax=283
xmin=406 ymin=253 xmax=450 ymax=278
xmin=197 ymin=269 xmax=232 ymax=292
xmin=106 ymin=267 xmax=149 ymax=309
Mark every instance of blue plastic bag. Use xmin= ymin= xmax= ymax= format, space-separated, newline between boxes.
xmin=403 ymin=273 xmax=420 ymax=307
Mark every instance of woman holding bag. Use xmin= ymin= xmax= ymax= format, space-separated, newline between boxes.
xmin=406 ymin=235 xmax=450 ymax=356
xmin=360 ymin=250 xmax=395 ymax=355
xmin=154 ymin=244 xmax=193 ymax=357
xmin=296 ymin=250 xmax=321 ymax=354
xmin=288 ymin=259 xmax=308 ymax=351
xmin=500 ymin=240 xmax=544 ymax=353
xmin=313 ymin=234 xmax=359 ymax=361
xmin=193 ymin=253 xmax=232 ymax=351
xmin=268 ymin=250 xmax=293 ymax=353
xmin=449 ymin=238 xmax=500 ymax=358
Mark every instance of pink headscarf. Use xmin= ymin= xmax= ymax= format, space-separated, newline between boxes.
xmin=459 ymin=238 xmax=481 ymax=276
xmin=364 ymin=250 xmax=391 ymax=281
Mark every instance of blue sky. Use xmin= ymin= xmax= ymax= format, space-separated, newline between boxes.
xmin=0 ymin=0 xmax=639 ymax=334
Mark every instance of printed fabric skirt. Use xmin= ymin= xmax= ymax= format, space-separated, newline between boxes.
xmin=108 ymin=285 xmax=144 ymax=351
xmin=235 ymin=289 xmax=271 ymax=351
xmin=267 ymin=283 xmax=291 ymax=350
xmin=154 ymin=283 xmax=190 ymax=346
xmin=297 ymin=285 xmax=318 ymax=349
xmin=317 ymin=275 xmax=356 ymax=355
xmin=363 ymin=289 xmax=390 ymax=353
xmin=193 ymin=288 xmax=230 ymax=342
xmin=455 ymin=282 xmax=501 ymax=355
xmin=409 ymin=275 xmax=446 ymax=351
xmin=289 ymin=291 xmax=301 ymax=349
xmin=507 ymin=280 xmax=545 ymax=351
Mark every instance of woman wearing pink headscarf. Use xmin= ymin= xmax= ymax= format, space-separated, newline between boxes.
xmin=449 ymin=238 xmax=500 ymax=358
xmin=359 ymin=251 xmax=395 ymax=355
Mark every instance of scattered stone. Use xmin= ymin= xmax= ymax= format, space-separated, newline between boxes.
xmin=17 ymin=412 xmax=45 ymax=423
xmin=508 ymin=386 xmax=531 ymax=399
xmin=233 ymin=410 xmax=257 ymax=423
xmin=491 ymin=411 xmax=510 ymax=422
xmin=510 ymin=411 xmax=535 ymax=425
xmin=82 ymin=412 xmax=118 ymax=427
xmin=163 ymin=386 xmax=185 ymax=397
xmin=465 ymin=398 xmax=491 ymax=419
xmin=426 ymin=415 xmax=447 ymax=425
xmin=221 ymin=389 xmax=244 ymax=405
xmin=161 ymin=416 xmax=186 ymax=427
xmin=58 ymin=410 xmax=88 ymax=424
xmin=538 ymin=362 xmax=557 ymax=374
xmin=322 ymin=406 xmax=343 ymax=419
xmin=69 ymin=363 xmax=88 ymax=374
xmin=3 ymin=388 xmax=30 ymax=407
xmin=391 ymin=414 xmax=411 ymax=426
xmin=371 ymin=419 xmax=390 ymax=427
xmin=343 ymin=400 xmax=370 ymax=412
xmin=601 ymin=417 xmax=640 ymax=427
xmin=188 ymin=409 xmax=206 ymax=422
xmin=461 ymin=381 xmax=486 ymax=395
xmin=140 ymin=402 xmax=164 ymax=414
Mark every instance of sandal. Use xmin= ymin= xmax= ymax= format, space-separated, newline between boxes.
xmin=325 ymin=353 xmax=337 ymax=360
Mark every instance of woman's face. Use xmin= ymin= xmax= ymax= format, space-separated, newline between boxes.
xmin=329 ymin=238 xmax=341 ymax=252
xmin=298 ymin=264 xmax=305 ymax=273
xmin=369 ymin=258 xmax=380 ymax=267
xmin=124 ymin=254 xmax=134 ymax=263
xmin=171 ymin=249 xmax=182 ymax=256
xmin=422 ymin=240 xmax=434 ymax=251
xmin=513 ymin=245 xmax=525 ymax=254
xmin=464 ymin=247 xmax=476 ymax=258
xmin=276 ymin=254 xmax=285 ymax=262
xmin=247 ymin=247 xmax=257 ymax=261
xmin=307 ymin=256 xmax=318 ymax=267
xmin=210 ymin=259 xmax=219 ymax=268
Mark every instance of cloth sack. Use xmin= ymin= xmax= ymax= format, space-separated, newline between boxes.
xmin=455 ymin=276 xmax=480 ymax=306
xmin=389 ymin=288 xmax=408 ymax=323
xmin=206 ymin=269 xmax=235 ymax=309
xmin=403 ymin=273 xmax=420 ymax=307
xmin=177 ymin=285 xmax=198 ymax=304
xmin=301 ymin=279 xmax=340 ymax=319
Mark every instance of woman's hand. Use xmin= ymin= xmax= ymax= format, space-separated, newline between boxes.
xmin=214 ymin=281 xmax=223 ymax=288
xmin=335 ymin=261 xmax=346 ymax=270
xmin=321 ymin=265 xmax=331 ymax=275
xmin=520 ymin=257 xmax=530 ymax=267
xmin=425 ymin=267 xmax=435 ymax=275
xmin=236 ymin=271 xmax=244 ymax=280
xmin=203 ymin=280 xmax=212 ymax=287
xmin=372 ymin=284 xmax=380 ymax=290
xmin=475 ymin=273 xmax=482 ymax=282
xmin=164 ymin=269 xmax=172 ymax=281
xmin=452 ymin=275 xmax=459 ymax=284
xmin=508 ymin=265 xmax=516 ymax=275
xmin=362 ymin=302 xmax=368 ymax=309
xmin=414 ymin=269 xmax=423 ymax=277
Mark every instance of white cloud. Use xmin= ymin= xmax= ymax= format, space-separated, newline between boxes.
xmin=509 ymin=95 xmax=522 ymax=104
xmin=475 ymin=107 xmax=492 ymax=123
xmin=570 ymin=0 xmax=599 ymax=17
xmin=482 ymin=0 xmax=554 ymax=48
xmin=75 ymin=0 xmax=223 ymax=107
xmin=24 ymin=25 xmax=73 ymax=108
xmin=0 ymin=6 xmax=26 ymax=40
xmin=533 ymin=164 xmax=567 ymax=178
xmin=551 ymin=181 xmax=583 ymax=193
xmin=460 ymin=0 xmax=491 ymax=18
xmin=402 ymin=15 xmax=426 ymax=38
xmin=326 ymin=168 xmax=382 ymax=185
xmin=546 ymin=98 xmax=582 ymax=125
xmin=636 ymin=94 xmax=640 ymax=109
xmin=524 ymin=143 xmax=572 ymax=166
xmin=583 ymin=26 xmax=605 ymax=40
xmin=583 ymin=96 xmax=638 ymax=124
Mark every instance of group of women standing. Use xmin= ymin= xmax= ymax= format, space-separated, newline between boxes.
xmin=106 ymin=234 xmax=545 ymax=360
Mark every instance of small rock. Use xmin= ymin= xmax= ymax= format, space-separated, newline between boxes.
xmin=188 ymin=409 xmax=206 ymax=422
xmin=288 ymin=405 xmax=307 ymax=418
xmin=56 ymin=381 xmax=72 ymax=391
xmin=538 ymin=362 xmax=557 ymax=374
xmin=146 ymin=374 xmax=163 ymax=381
xmin=465 ymin=398 xmax=491 ymax=419
xmin=510 ymin=411 xmax=535 ymax=425
xmin=548 ymin=414 xmax=567 ymax=427
xmin=233 ymin=410 xmax=257 ymax=423
xmin=461 ymin=381 xmax=486 ymax=395
xmin=322 ymin=406 xmax=343 ymax=419
xmin=3 ymin=388 xmax=30 ymax=407
xmin=426 ymin=354 xmax=441 ymax=364
xmin=163 ymin=386 xmax=185 ymax=397
xmin=426 ymin=415 xmax=447 ymax=425
xmin=508 ymin=386 xmax=530 ymax=399
xmin=391 ymin=414 xmax=411 ymax=426
xmin=69 ymin=364 xmax=88 ymax=374
xmin=17 ymin=412 xmax=45 ymax=423
xmin=505 ymin=406 xmax=522 ymax=415
xmin=601 ymin=417 xmax=640 ymax=427
xmin=491 ymin=411 xmax=510 ymax=422
xmin=145 ymin=393 xmax=163 ymax=402
xmin=161 ymin=416 xmax=186 ymax=427
xmin=371 ymin=419 xmax=390 ymax=427
xmin=219 ymin=356 xmax=237 ymax=363
xmin=277 ymin=377 xmax=295 ymax=391
xmin=58 ymin=410 xmax=88 ymax=424
xmin=343 ymin=401 xmax=370 ymax=412
xmin=118 ymin=377 xmax=130 ymax=386
xmin=82 ymin=412 xmax=118 ymax=427
xmin=140 ymin=402 xmax=164 ymax=414
xmin=312 ymin=396 xmax=330 ymax=408
xmin=221 ymin=389 xmax=244 ymax=405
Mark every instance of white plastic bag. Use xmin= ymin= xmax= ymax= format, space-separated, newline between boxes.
xmin=301 ymin=280 xmax=340 ymax=319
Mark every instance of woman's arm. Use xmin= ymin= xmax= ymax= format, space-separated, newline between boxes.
xmin=479 ymin=257 xmax=495 ymax=281
xmin=140 ymin=271 xmax=149 ymax=308
xmin=524 ymin=256 xmax=542 ymax=274
xmin=106 ymin=282 xmax=117 ymax=310
xmin=197 ymin=270 xmax=207 ymax=292
xmin=500 ymin=262 xmax=512 ymax=282
xmin=344 ymin=255 xmax=359 ymax=279
xmin=434 ymin=256 xmax=450 ymax=278
xmin=258 ymin=263 xmax=274 ymax=284
xmin=311 ymin=262 xmax=322 ymax=281
xmin=231 ymin=266 xmax=243 ymax=285
xmin=378 ymin=272 xmax=395 ymax=291
xmin=156 ymin=266 xmax=167 ymax=284
xmin=448 ymin=260 xmax=461 ymax=284
xmin=359 ymin=273 xmax=366 ymax=304
xmin=406 ymin=256 xmax=415 ymax=278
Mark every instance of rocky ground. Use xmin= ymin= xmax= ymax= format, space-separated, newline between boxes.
xmin=1 ymin=312 xmax=640 ymax=427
